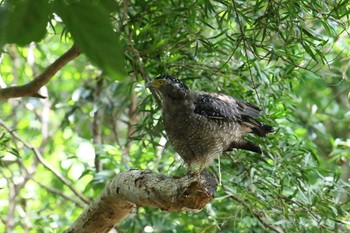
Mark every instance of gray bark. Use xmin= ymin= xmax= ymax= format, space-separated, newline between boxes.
xmin=64 ymin=169 xmax=217 ymax=233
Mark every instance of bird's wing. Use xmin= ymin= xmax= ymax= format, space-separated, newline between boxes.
xmin=194 ymin=93 xmax=261 ymax=120
xmin=194 ymin=93 xmax=273 ymax=136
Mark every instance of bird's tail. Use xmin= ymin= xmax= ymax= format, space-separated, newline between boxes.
xmin=242 ymin=116 xmax=274 ymax=137
xmin=225 ymin=140 xmax=262 ymax=154
xmin=254 ymin=123 xmax=274 ymax=137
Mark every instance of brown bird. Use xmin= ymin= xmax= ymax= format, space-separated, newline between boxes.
xmin=147 ymin=75 xmax=273 ymax=170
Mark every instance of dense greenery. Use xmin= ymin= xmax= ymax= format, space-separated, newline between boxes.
xmin=1 ymin=0 xmax=350 ymax=232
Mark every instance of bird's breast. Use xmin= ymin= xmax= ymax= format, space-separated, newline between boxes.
xmin=163 ymin=108 xmax=242 ymax=165
xmin=161 ymin=97 xmax=244 ymax=167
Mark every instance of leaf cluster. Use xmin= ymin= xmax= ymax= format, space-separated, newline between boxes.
xmin=0 ymin=0 xmax=123 ymax=79
xmin=1 ymin=0 xmax=350 ymax=232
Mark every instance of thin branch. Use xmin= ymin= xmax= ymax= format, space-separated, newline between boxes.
xmin=124 ymin=87 xmax=138 ymax=159
xmin=214 ymin=35 xmax=242 ymax=74
xmin=0 ymin=120 xmax=90 ymax=204
xmin=0 ymin=44 xmax=81 ymax=99
xmin=32 ymin=178 xmax=85 ymax=208
xmin=2 ymin=151 xmax=33 ymax=232
xmin=0 ymin=169 xmax=16 ymax=232
xmin=92 ymin=75 xmax=104 ymax=172
xmin=122 ymin=0 xmax=162 ymax=107
xmin=106 ymin=97 xmax=122 ymax=147
xmin=222 ymin=185 xmax=284 ymax=233
xmin=231 ymin=0 xmax=262 ymax=106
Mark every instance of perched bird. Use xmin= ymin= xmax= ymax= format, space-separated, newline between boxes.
xmin=147 ymin=75 xmax=273 ymax=170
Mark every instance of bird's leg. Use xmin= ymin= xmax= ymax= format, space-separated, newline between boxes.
xmin=186 ymin=163 xmax=202 ymax=177
xmin=186 ymin=168 xmax=201 ymax=177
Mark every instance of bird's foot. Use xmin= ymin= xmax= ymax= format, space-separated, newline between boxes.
xmin=186 ymin=169 xmax=201 ymax=177
xmin=186 ymin=168 xmax=208 ymax=177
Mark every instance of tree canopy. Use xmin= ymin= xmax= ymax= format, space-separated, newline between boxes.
xmin=1 ymin=0 xmax=350 ymax=232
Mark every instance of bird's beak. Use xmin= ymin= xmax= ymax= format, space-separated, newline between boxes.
xmin=146 ymin=81 xmax=153 ymax=88
xmin=146 ymin=80 xmax=163 ymax=88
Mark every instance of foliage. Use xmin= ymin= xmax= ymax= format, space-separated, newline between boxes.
xmin=1 ymin=0 xmax=350 ymax=232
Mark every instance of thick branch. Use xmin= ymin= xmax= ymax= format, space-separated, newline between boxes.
xmin=65 ymin=169 xmax=217 ymax=233
xmin=0 ymin=45 xmax=81 ymax=99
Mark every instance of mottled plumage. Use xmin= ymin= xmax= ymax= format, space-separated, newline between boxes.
xmin=147 ymin=75 xmax=273 ymax=170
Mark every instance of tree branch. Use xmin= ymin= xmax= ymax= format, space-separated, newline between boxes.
xmin=124 ymin=86 xmax=138 ymax=159
xmin=0 ymin=120 xmax=90 ymax=204
xmin=64 ymin=169 xmax=217 ymax=233
xmin=0 ymin=44 xmax=81 ymax=99
xmin=32 ymin=178 xmax=86 ymax=208
xmin=92 ymin=75 xmax=104 ymax=172
xmin=222 ymin=184 xmax=284 ymax=233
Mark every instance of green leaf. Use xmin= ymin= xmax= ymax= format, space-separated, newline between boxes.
xmin=0 ymin=0 xmax=49 ymax=46
xmin=96 ymin=0 xmax=120 ymax=14
xmin=54 ymin=0 xmax=125 ymax=80
xmin=8 ymin=147 xmax=20 ymax=158
xmin=0 ymin=7 xmax=7 ymax=46
xmin=301 ymin=42 xmax=317 ymax=61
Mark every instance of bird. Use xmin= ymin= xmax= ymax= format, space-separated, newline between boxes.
xmin=147 ymin=75 xmax=273 ymax=170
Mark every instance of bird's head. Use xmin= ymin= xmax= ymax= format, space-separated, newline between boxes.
xmin=147 ymin=75 xmax=189 ymax=99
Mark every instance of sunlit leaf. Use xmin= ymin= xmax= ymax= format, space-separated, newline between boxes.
xmin=54 ymin=0 xmax=125 ymax=80
xmin=8 ymin=147 xmax=20 ymax=157
xmin=0 ymin=0 xmax=49 ymax=46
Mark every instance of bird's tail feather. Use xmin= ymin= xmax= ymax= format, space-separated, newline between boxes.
xmin=240 ymin=102 xmax=261 ymax=118
xmin=225 ymin=140 xmax=262 ymax=154
xmin=242 ymin=116 xmax=273 ymax=137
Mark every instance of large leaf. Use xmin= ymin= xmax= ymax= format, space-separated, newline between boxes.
xmin=0 ymin=0 xmax=49 ymax=46
xmin=54 ymin=0 xmax=124 ymax=80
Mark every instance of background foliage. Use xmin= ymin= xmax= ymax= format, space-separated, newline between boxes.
xmin=1 ymin=0 xmax=350 ymax=232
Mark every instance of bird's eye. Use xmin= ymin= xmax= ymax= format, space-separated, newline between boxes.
xmin=155 ymin=80 xmax=165 ymax=86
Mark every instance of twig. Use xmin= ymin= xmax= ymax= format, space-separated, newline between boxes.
xmin=92 ymin=75 xmax=104 ymax=172
xmin=32 ymin=178 xmax=86 ymax=208
xmin=222 ymin=184 xmax=284 ymax=233
xmin=231 ymin=0 xmax=262 ymax=107
xmin=0 ymin=44 xmax=81 ymax=99
xmin=106 ymin=96 xmax=122 ymax=146
xmin=0 ymin=169 xmax=16 ymax=232
xmin=124 ymin=88 xmax=138 ymax=159
xmin=122 ymin=0 xmax=162 ymax=107
xmin=214 ymin=35 xmax=242 ymax=74
xmin=0 ymin=120 xmax=90 ymax=204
